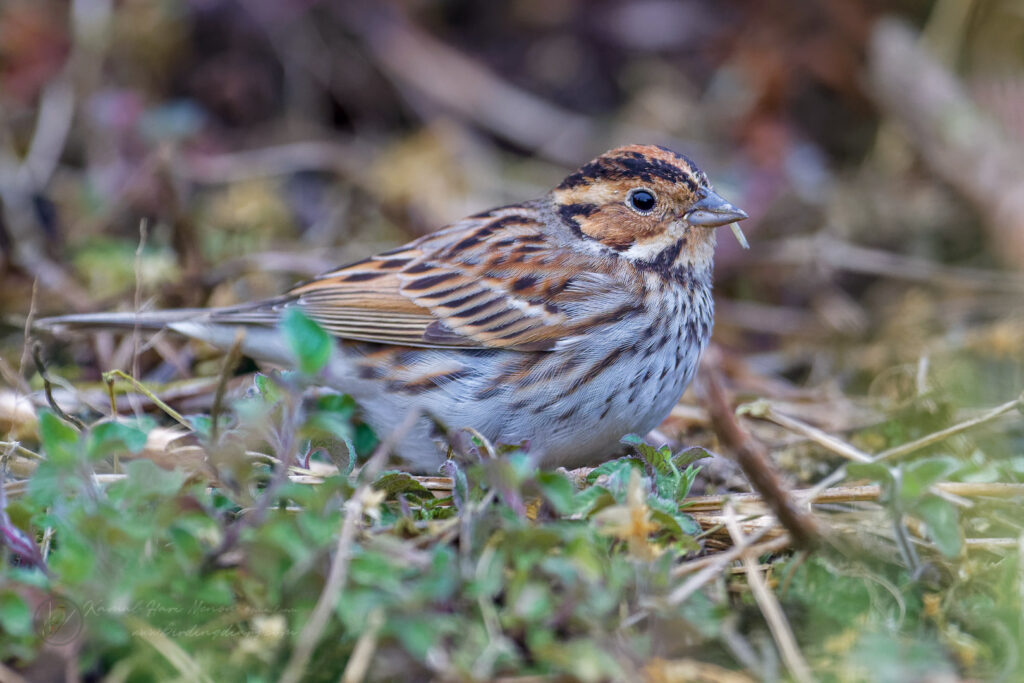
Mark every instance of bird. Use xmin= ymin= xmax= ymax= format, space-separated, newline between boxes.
xmin=37 ymin=144 xmax=747 ymax=472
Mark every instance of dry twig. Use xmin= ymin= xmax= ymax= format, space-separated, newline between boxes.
xmin=31 ymin=343 xmax=84 ymax=431
xmin=702 ymin=368 xmax=820 ymax=548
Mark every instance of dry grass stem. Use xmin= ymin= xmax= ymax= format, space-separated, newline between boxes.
xmin=340 ymin=608 xmax=385 ymax=683
xmin=127 ymin=220 xmax=149 ymax=420
xmin=0 ymin=441 xmax=42 ymax=462
xmin=739 ymin=400 xmax=873 ymax=463
xmin=16 ymin=281 xmax=39 ymax=387
xmin=124 ymin=616 xmax=212 ymax=683
xmin=210 ymin=329 xmax=246 ymax=443
xmin=963 ymin=538 xmax=1019 ymax=550
xmin=101 ymin=369 xmax=192 ymax=431
xmin=802 ymin=393 xmax=1024 ymax=498
xmin=279 ymin=493 xmax=366 ymax=683
xmin=687 ymin=482 xmax=1024 ymax=512
xmin=642 ymin=658 xmax=759 ymax=683
xmin=339 ymin=3 xmax=593 ymax=164
xmin=868 ymin=19 xmax=1024 ymax=265
xmin=875 ymin=394 xmax=1023 ymax=463
xmin=672 ymin=534 xmax=793 ymax=583
xmin=723 ymin=503 xmax=813 ymax=683
xmin=279 ymin=408 xmax=421 ymax=683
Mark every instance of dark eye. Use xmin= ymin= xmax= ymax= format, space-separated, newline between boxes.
xmin=627 ymin=189 xmax=656 ymax=214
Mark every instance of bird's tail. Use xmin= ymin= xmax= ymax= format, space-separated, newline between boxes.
xmin=35 ymin=294 xmax=295 ymax=333
xmin=35 ymin=297 xmax=297 ymax=367
xmin=34 ymin=309 xmax=213 ymax=334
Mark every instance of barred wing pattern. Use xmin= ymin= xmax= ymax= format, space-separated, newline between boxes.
xmin=277 ymin=205 xmax=642 ymax=352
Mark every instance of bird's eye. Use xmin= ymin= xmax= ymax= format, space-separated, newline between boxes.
xmin=627 ymin=188 xmax=656 ymax=214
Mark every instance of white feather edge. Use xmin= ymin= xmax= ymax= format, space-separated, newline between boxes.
xmin=168 ymin=321 xmax=294 ymax=367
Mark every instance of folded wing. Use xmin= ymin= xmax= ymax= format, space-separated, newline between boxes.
xmin=278 ymin=206 xmax=640 ymax=352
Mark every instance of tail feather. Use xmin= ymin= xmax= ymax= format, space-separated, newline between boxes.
xmin=169 ymin=321 xmax=294 ymax=366
xmin=35 ymin=297 xmax=299 ymax=367
xmin=34 ymin=309 xmax=213 ymax=333
xmin=35 ymin=295 xmax=295 ymax=334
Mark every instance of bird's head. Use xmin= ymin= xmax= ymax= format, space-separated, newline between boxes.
xmin=551 ymin=144 xmax=747 ymax=272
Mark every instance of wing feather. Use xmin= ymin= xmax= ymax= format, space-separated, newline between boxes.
xmin=274 ymin=205 xmax=641 ymax=351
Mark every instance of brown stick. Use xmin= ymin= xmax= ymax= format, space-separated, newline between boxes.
xmin=701 ymin=368 xmax=820 ymax=549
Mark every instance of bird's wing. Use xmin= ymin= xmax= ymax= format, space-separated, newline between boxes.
xmin=262 ymin=205 xmax=641 ymax=352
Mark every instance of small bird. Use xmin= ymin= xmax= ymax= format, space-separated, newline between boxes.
xmin=38 ymin=145 xmax=747 ymax=471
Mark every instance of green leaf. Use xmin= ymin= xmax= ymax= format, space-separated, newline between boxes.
xmin=25 ymin=460 xmax=69 ymax=507
xmin=900 ymin=457 xmax=958 ymax=502
xmin=649 ymin=508 xmax=684 ymax=536
xmin=303 ymin=413 xmax=353 ymax=442
xmin=354 ymin=423 xmax=379 ymax=457
xmin=187 ymin=415 xmax=212 ymax=439
xmin=254 ymin=372 xmax=283 ymax=403
xmin=38 ymin=410 xmax=80 ymax=465
xmin=913 ymin=495 xmax=962 ymax=558
xmin=649 ymin=509 xmax=701 ymax=552
xmin=621 ymin=434 xmax=671 ymax=474
xmin=673 ymin=446 xmax=712 ymax=469
xmin=619 ymin=434 xmax=647 ymax=447
xmin=572 ymin=487 xmax=616 ymax=518
xmin=315 ymin=393 xmax=357 ymax=419
xmin=304 ymin=394 xmax=357 ymax=443
xmin=302 ymin=393 xmax=359 ymax=452
xmin=123 ymin=459 xmax=187 ymax=498
xmin=86 ymin=420 xmax=149 ymax=460
xmin=676 ymin=464 xmax=702 ymax=500
xmin=537 ymin=471 xmax=575 ymax=515
xmin=391 ymin=616 xmax=445 ymax=661
xmin=847 ymin=462 xmax=895 ymax=487
xmin=0 ymin=591 xmax=31 ymax=637
xmin=191 ymin=576 xmax=235 ymax=606
xmin=50 ymin=534 xmax=97 ymax=583
xmin=538 ymin=637 xmax=623 ymax=681
xmin=281 ymin=308 xmax=332 ymax=375
xmin=586 ymin=457 xmax=643 ymax=488
xmin=511 ymin=582 xmax=553 ymax=621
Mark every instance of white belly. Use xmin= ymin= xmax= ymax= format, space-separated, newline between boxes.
xmin=340 ymin=285 xmax=713 ymax=471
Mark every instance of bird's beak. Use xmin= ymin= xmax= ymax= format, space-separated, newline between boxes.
xmin=685 ymin=190 xmax=748 ymax=228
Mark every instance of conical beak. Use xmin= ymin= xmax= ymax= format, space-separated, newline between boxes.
xmin=685 ymin=190 xmax=748 ymax=228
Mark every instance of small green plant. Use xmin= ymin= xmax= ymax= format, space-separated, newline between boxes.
xmin=1 ymin=314 xmax=1020 ymax=680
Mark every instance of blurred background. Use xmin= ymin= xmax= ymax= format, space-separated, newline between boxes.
xmin=1 ymin=0 xmax=1022 ymax=440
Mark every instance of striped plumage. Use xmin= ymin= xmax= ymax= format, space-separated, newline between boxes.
xmin=38 ymin=145 xmax=747 ymax=471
